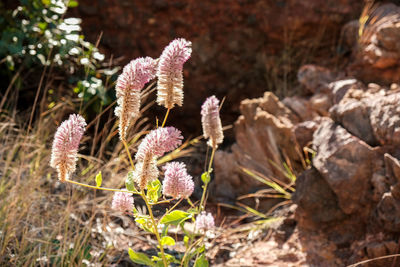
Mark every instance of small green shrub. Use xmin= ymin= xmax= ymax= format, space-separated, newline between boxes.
xmin=0 ymin=0 xmax=115 ymax=113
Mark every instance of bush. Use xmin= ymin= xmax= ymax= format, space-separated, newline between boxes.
xmin=0 ymin=0 xmax=115 ymax=113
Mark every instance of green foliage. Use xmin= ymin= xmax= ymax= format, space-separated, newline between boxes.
xmin=0 ymin=0 xmax=116 ymax=112
xmin=160 ymin=236 xmax=175 ymax=246
xmin=125 ymin=171 xmax=137 ymax=192
xmin=128 ymin=248 xmax=156 ymax=267
xmin=201 ymin=170 xmax=211 ymax=184
xmin=194 ymin=253 xmax=209 ymax=267
xmin=147 ymin=179 xmax=162 ymax=203
xmin=95 ymin=171 xmax=102 ymax=187
xmin=135 ymin=216 xmax=154 ymax=233
xmin=160 ymin=210 xmax=192 ymax=226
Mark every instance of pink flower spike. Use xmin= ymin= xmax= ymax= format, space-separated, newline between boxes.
xmin=112 ymin=191 xmax=134 ymax=213
xmin=133 ymin=156 xmax=159 ymax=190
xmin=50 ymin=114 xmax=86 ymax=182
xmin=162 ymin=162 xmax=194 ymax=199
xmin=156 ymin=38 xmax=192 ymax=109
xmin=201 ymin=96 xmax=224 ymax=148
xmin=115 ymin=57 xmax=157 ymax=141
xmin=195 ymin=212 xmax=215 ymax=230
xmin=135 ymin=127 xmax=183 ymax=161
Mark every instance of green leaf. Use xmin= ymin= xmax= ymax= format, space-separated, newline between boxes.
xmin=160 ymin=236 xmax=175 ymax=246
xmin=128 ymin=248 xmax=155 ymax=266
xmin=147 ymin=179 xmax=161 ymax=203
xmin=125 ymin=171 xmax=136 ymax=192
xmin=37 ymin=22 xmax=48 ymax=31
xmin=95 ymin=171 xmax=102 ymax=187
xmin=164 ymin=253 xmax=179 ymax=264
xmin=194 ymin=254 xmax=209 ymax=267
xmin=135 ymin=217 xmax=154 ymax=233
xmin=160 ymin=210 xmax=191 ymax=226
xmin=68 ymin=0 xmax=79 ymax=7
xmin=201 ymin=171 xmax=211 ymax=184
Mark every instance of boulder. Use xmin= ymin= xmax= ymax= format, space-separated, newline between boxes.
xmin=330 ymin=96 xmax=377 ymax=145
xmin=348 ymin=3 xmax=400 ymax=83
xmin=369 ymin=92 xmax=400 ymax=146
xmin=282 ymin=96 xmax=317 ymax=121
xmin=376 ymin=192 xmax=400 ymax=232
xmin=213 ymin=92 xmax=302 ymax=203
xmin=312 ymin=119 xmax=377 ymax=214
xmin=297 ymin=65 xmax=335 ymax=94
xmin=292 ymin=167 xmax=346 ymax=226
xmin=293 ymin=117 xmax=326 ymax=149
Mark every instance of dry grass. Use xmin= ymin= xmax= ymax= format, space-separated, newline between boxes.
xmin=0 ymin=76 xmax=202 ymax=266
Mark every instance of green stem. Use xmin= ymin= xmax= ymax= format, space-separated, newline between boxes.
xmin=122 ymin=139 xmax=135 ymax=171
xmin=208 ymin=146 xmax=216 ymax=172
xmin=66 ymin=180 xmax=140 ymax=195
xmin=180 ymin=237 xmax=203 ymax=267
xmin=199 ymin=146 xmax=216 ymax=212
xmin=141 ymin=190 xmax=168 ymax=267
xmin=161 ymin=108 xmax=171 ymax=128
xmin=186 ymin=198 xmax=195 ymax=208
xmin=150 ymin=199 xmax=173 ymax=205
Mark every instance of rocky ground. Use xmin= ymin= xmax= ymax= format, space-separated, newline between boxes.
xmin=211 ymin=3 xmax=400 ymax=266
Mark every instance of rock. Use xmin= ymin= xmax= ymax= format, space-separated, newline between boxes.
xmin=309 ymin=93 xmax=332 ymax=116
xmin=330 ymin=84 xmax=400 ymax=147
xmin=312 ymin=119 xmax=377 ymax=214
xmin=341 ymin=20 xmax=359 ymax=49
xmin=234 ymin=92 xmax=302 ymax=175
xmin=384 ymin=153 xmax=400 ymax=185
xmin=371 ymin=173 xmax=389 ymax=202
xmin=366 ymin=242 xmax=388 ymax=260
xmin=297 ymin=65 xmax=335 ymax=93
xmin=383 ymin=153 xmax=400 ymax=200
xmin=348 ymin=3 xmax=400 ymax=83
xmin=213 ymin=92 xmax=302 ymax=203
xmin=282 ymin=96 xmax=318 ymax=121
xmin=293 ymin=117 xmax=326 ymax=149
xmin=292 ymin=167 xmax=346 ymax=226
xmin=330 ymin=96 xmax=377 ymax=145
xmin=212 ymin=150 xmax=241 ymax=202
xmin=328 ymin=79 xmax=363 ymax=104
xmin=377 ymin=192 xmax=400 ymax=232
xmin=369 ymin=92 xmax=400 ymax=146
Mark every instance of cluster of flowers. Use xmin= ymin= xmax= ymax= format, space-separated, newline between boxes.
xmin=50 ymin=38 xmax=222 ymax=232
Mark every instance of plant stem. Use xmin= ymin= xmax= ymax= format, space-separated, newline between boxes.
xmin=66 ymin=180 xmax=140 ymax=195
xmin=180 ymin=237 xmax=203 ymax=267
xmin=199 ymin=146 xmax=216 ymax=212
xmin=122 ymin=140 xmax=135 ymax=171
xmin=141 ymin=190 xmax=168 ymax=267
xmin=161 ymin=108 xmax=171 ymax=128
xmin=208 ymin=146 xmax=216 ymax=172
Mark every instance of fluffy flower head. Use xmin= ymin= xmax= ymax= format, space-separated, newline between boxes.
xmin=201 ymin=96 xmax=224 ymax=148
xmin=162 ymin=162 xmax=194 ymax=199
xmin=112 ymin=191 xmax=134 ymax=212
xmin=135 ymin=127 xmax=183 ymax=161
xmin=156 ymin=38 xmax=192 ymax=109
xmin=50 ymin=114 xmax=86 ymax=182
xmin=132 ymin=157 xmax=159 ymax=190
xmin=195 ymin=212 xmax=215 ymax=230
xmin=115 ymin=57 xmax=157 ymax=140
